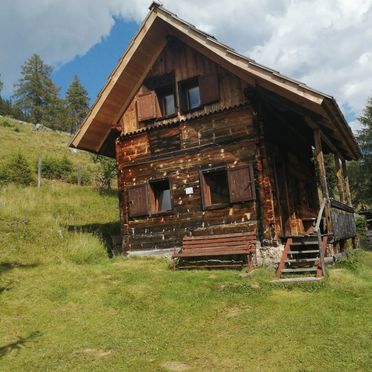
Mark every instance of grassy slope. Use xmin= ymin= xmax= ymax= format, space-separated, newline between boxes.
xmin=0 ymin=184 xmax=371 ymax=371
xmin=0 ymin=115 xmax=371 ymax=371
xmin=0 ymin=115 xmax=96 ymax=172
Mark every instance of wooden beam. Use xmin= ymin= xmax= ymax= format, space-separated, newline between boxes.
xmin=314 ymin=128 xmax=329 ymax=201
xmin=342 ymin=158 xmax=352 ymax=205
xmin=334 ymin=154 xmax=345 ymax=202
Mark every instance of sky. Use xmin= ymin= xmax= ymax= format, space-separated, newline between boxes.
xmin=0 ymin=0 xmax=372 ymax=132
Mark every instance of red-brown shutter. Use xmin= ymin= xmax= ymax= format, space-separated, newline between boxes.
xmin=137 ymin=91 xmax=161 ymax=121
xmin=228 ymin=164 xmax=255 ymax=203
xmin=199 ymin=170 xmax=211 ymax=209
xmin=199 ymin=73 xmax=220 ymax=105
xmin=128 ymin=184 xmax=149 ymax=217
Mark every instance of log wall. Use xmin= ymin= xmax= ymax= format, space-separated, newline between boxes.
xmin=116 ymin=107 xmax=259 ymax=252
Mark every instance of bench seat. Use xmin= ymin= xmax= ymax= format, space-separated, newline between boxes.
xmin=172 ymin=232 xmax=256 ymax=270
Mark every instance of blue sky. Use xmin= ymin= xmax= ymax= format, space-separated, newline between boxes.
xmin=52 ymin=19 xmax=138 ymax=104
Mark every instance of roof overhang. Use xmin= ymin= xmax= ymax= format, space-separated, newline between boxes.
xmin=70 ymin=2 xmax=361 ymax=160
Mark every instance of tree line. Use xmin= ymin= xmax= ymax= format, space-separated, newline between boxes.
xmin=0 ymin=54 xmax=89 ymax=133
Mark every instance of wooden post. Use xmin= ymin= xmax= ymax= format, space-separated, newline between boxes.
xmin=314 ymin=129 xmax=329 ymax=201
xmin=37 ymin=158 xmax=42 ymax=190
xmin=314 ymin=129 xmax=331 ymax=232
xmin=334 ymin=154 xmax=345 ymax=202
xmin=77 ymin=163 xmax=81 ymax=186
xmin=341 ymin=159 xmax=352 ymax=205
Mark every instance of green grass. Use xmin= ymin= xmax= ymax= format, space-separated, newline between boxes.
xmin=0 ymin=115 xmax=97 ymax=174
xmin=0 ymin=184 xmax=372 ymax=371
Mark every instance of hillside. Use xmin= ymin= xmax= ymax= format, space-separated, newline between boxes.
xmin=0 ymin=116 xmax=371 ymax=371
xmin=0 ymin=115 xmax=97 ymax=177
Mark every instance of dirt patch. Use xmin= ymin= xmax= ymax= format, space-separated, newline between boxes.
xmin=161 ymin=361 xmax=190 ymax=371
xmin=225 ymin=304 xmax=252 ymax=318
xmin=82 ymin=348 xmax=112 ymax=358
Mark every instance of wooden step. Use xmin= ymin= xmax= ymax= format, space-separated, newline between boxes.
xmin=281 ymin=268 xmax=317 ymax=273
xmin=288 ymin=250 xmax=319 ymax=254
xmin=290 ymin=241 xmax=318 ymax=246
xmin=285 ymin=258 xmax=318 ymax=263
xmin=272 ymin=277 xmax=323 ymax=283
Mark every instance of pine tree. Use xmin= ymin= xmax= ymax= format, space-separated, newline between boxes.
xmin=349 ymin=97 xmax=372 ymax=207
xmin=65 ymin=75 xmax=90 ymax=134
xmin=0 ymin=73 xmax=3 ymax=96
xmin=13 ymin=54 xmax=61 ymax=126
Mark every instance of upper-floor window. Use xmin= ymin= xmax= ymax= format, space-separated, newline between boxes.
xmin=137 ymin=72 xmax=220 ymax=122
xmin=179 ymin=73 xmax=219 ymax=113
xmin=161 ymin=91 xmax=176 ymax=116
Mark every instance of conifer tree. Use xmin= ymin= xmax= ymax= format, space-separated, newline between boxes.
xmin=65 ymin=75 xmax=90 ymax=134
xmin=13 ymin=54 xmax=61 ymax=126
xmin=349 ymin=97 xmax=372 ymax=207
xmin=0 ymin=73 xmax=3 ymax=96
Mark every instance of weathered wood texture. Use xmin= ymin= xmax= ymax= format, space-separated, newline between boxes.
xmin=330 ymin=199 xmax=356 ymax=241
xmin=116 ymin=107 xmax=258 ymax=252
xmin=117 ymin=38 xmax=251 ymax=135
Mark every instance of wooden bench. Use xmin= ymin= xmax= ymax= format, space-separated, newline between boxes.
xmin=172 ymin=232 xmax=256 ymax=270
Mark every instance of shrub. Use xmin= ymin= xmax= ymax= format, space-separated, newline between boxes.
xmin=92 ymin=155 xmax=116 ymax=191
xmin=337 ymin=248 xmax=364 ymax=272
xmin=41 ymin=156 xmax=73 ymax=180
xmin=66 ymin=165 xmax=92 ymax=186
xmin=0 ymin=153 xmax=35 ymax=186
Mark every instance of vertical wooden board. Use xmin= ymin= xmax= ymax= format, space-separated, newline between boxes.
xmin=228 ymin=165 xmax=255 ymax=203
xmin=199 ymin=73 xmax=220 ymax=105
xmin=128 ymin=184 xmax=149 ymax=217
xmin=137 ymin=91 xmax=161 ymax=121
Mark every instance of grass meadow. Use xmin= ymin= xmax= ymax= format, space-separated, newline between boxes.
xmin=0 ymin=182 xmax=371 ymax=371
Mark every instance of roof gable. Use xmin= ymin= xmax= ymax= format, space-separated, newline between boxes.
xmin=70 ymin=2 xmax=361 ymax=160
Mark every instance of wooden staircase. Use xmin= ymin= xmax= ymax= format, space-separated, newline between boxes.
xmin=273 ymin=234 xmax=328 ymax=283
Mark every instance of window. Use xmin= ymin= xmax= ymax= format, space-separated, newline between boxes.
xmin=137 ymin=72 xmax=176 ymax=121
xmin=200 ymin=165 xmax=255 ymax=209
xmin=127 ymin=179 xmax=172 ymax=218
xmin=149 ymin=179 xmax=172 ymax=213
xmin=179 ymin=73 xmax=220 ymax=113
xmin=187 ymin=85 xmax=201 ymax=110
xmin=201 ymin=168 xmax=229 ymax=207
xmin=160 ymin=91 xmax=176 ymax=116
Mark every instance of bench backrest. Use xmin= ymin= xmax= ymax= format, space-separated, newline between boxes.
xmin=182 ymin=232 xmax=256 ymax=253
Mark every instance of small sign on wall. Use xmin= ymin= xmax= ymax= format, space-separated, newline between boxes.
xmin=185 ymin=187 xmax=194 ymax=195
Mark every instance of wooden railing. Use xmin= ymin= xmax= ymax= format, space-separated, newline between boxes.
xmin=329 ymin=198 xmax=356 ymax=241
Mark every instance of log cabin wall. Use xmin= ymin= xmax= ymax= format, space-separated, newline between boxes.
xmin=116 ymin=107 xmax=258 ymax=252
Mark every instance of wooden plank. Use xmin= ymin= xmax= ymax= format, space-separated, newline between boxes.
xmin=184 ymin=232 xmax=256 ymax=240
xmin=334 ymin=154 xmax=345 ymax=202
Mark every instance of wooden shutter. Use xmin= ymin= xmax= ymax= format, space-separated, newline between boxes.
xmin=137 ymin=91 xmax=161 ymax=121
xmin=128 ymin=184 xmax=149 ymax=217
xmin=228 ymin=164 xmax=255 ymax=203
xmin=178 ymin=81 xmax=188 ymax=113
xmin=199 ymin=171 xmax=211 ymax=208
xmin=199 ymin=73 xmax=219 ymax=105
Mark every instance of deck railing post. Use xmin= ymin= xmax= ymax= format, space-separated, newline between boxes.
xmin=314 ymin=129 xmax=331 ymax=232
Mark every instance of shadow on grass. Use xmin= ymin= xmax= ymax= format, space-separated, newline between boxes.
xmin=67 ymin=222 xmax=121 ymax=258
xmin=0 ymin=331 xmax=42 ymax=358
xmin=0 ymin=262 xmax=39 ymax=275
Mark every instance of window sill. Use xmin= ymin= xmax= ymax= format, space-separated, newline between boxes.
xmin=203 ymin=203 xmax=230 ymax=211
xmin=150 ymin=210 xmax=174 ymax=217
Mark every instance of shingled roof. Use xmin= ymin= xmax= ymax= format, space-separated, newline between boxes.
xmin=70 ymin=2 xmax=361 ymax=160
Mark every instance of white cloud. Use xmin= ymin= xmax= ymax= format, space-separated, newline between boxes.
xmin=1 ymin=0 xmax=371 ymax=132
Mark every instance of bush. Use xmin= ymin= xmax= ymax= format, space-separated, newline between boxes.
xmin=66 ymin=165 xmax=92 ymax=186
xmin=337 ymin=248 xmax=364 ymax=272
xmin=92 ymin=155 xmax=116 ymax=191
xmin=40 ymin=156 xmax=73 ymax=180
xmin=0 ymin=153 xmax=35 ymax=186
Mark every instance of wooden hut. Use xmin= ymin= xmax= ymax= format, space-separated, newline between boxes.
xmin=70 ymin=3 xmax=360 ymax=280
